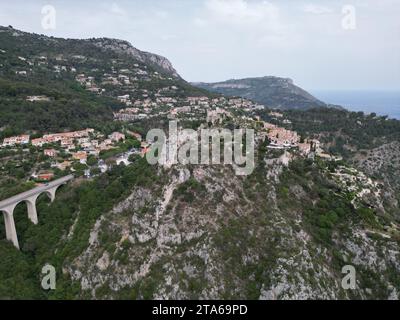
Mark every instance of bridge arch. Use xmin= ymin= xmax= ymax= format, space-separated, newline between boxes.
xmin=42 ymin=185 xmax=60 ymax=203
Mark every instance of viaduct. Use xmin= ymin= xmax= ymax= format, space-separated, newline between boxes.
xmin=0 ymin=175 xmax=74 ymax=249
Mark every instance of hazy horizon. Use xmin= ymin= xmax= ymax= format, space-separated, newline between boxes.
xmin=0 ymin=0 xmax=399 ymax=91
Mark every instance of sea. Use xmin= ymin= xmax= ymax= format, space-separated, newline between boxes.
xmin=311 ymin=90 xmax=400 ymax=120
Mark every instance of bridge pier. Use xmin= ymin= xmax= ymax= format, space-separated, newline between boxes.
xmin=25 ymin=196 xmax=38 ymax=225
xmin=46 ymin=186 xmax=58 ymax=203
xmin=2 ymin=209 xmax=19 ymax=250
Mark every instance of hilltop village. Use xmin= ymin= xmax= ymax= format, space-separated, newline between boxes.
xmin=0 ymin=43 xmax=336 ymax=185
xmin=1 ymin=90 xmax=334 ymax=184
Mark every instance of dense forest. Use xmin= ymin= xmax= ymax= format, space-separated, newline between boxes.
xmin=0 ymin=78 xmax=123 ymax=137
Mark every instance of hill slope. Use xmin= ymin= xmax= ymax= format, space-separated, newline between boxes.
xmin=193 ymin=76 xmax=327 ymax=110
xmin=0 ymin=25 xmax=208 ymax=136
xmin=0 ymin=26 xmax=399 ymax=301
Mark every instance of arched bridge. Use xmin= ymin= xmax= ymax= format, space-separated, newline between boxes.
xmin=0 ymin=174 xmax=74 ymax=249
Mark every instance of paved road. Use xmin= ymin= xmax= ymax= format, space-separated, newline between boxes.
xmin=0 ymin=174 xmax=74 ymax=210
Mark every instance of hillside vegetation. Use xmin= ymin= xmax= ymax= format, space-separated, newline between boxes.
xmin=0 ymin=26 xmax=399 ymax=300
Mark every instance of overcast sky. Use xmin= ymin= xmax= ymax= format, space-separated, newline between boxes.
xmin=0 ymin=0 xmax=399 ymax=90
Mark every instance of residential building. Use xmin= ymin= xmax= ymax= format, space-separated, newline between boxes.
xmin=37 ymin=172 xmax=55 ymax=181
xmin=2 ymin=135 xmax=30 ymax=147
xmin=72 ymin=151 xmax=87 ymax=163
xmin=44 ymin=149 xmax=57 ymax=157
xmin=108 ymin=132 xmax=125 ymax=142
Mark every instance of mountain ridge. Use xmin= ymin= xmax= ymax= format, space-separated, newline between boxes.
xmin=0 ymin=25 xmax=180 ymax=79
xmin=193 ymin=76 xmax=327 ymax=110
xmin=88 ymin=37 xmax=180 ymax=78
xmin=0 ymin=25 xmax=210 ymax=135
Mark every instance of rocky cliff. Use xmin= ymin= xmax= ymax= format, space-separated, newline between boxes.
xmin=65 ymin=153 xmax=400 ymax=299
xmin=90 ymin=38 xmax=180 ymax=78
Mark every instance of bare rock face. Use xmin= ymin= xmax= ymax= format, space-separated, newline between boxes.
xmin=64 ymin=161 xmax=400 ymax=300
xmin=96 ymin=251 xmax=110 ymax=271
xmin=354 ymin=141 xmax=400 ymax=214
xmin=90 ymin=38 xmax=180 ymax=78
